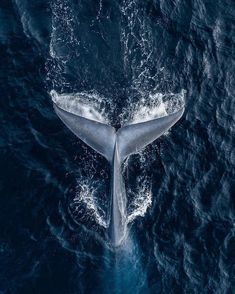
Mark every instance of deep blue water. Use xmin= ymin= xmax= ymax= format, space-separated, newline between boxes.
xmin=0 ymin=0 xmax=235 ymax=293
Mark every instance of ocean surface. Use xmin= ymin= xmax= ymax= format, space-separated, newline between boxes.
xmin=0 ymin=0 xmax=235 ymax=293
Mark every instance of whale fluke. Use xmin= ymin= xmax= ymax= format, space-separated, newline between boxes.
xmin=53 ymin=103 xmax=184 ymax=247
xmin=53 ymin=104 xmax=116 ymax=162
xmin=117 ymin=108 xmax=184 ymax=160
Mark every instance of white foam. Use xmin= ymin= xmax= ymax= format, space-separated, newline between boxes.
xmin=51 ymin=90 xmax=109 ymax=124
xmin=127 ymin=187 xmax=152 ymax=224
xmin=73 ymin=181 xmax=107 ymax=228
xmin=129 ymin=94 xmax=168 ymax=124
xmin=123 ymin=90 xmax=186 ymax=126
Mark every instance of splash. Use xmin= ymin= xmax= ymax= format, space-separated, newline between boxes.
xmin=121 ymin=89 xmax=186 ymax=125
xmin=127 ymin=179 xmax=152 ymax=224
xmin=71 ymin=180 xmax=108 ymax=228
xmin=130 ymin=91 xmax=185 ymax=125
xmin=51 ymin=89 xmax=185 ymax=126
xmin=51 ymin=90 xmax=109 ymax=123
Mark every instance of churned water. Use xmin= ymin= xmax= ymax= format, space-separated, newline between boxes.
xmin=0 ymin=0 xmax=234 ymax=293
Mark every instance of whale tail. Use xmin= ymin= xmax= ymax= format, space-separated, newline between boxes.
xmin=53 ymin=103 xmax=184 ymax=161
xmin=53 ymin=104 xmax=116 ymax=162
xmin=53 ymin=103 xmax=184 ymax=246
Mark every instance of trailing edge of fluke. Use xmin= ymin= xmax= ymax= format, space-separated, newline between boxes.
xmin=53 ymin=102 xmax=184 ymax=247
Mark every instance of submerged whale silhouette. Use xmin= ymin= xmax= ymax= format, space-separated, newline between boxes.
xmin=53 ymin=103 xmax=184 ymax=247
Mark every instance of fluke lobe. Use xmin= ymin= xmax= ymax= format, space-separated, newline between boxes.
xmin=53 ymin=103 xmax=184 ymax=247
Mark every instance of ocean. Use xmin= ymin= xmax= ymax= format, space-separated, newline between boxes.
xmin=0 ymin=0 xmax=234 ymax=293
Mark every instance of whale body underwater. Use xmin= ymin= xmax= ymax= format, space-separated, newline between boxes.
xmin=53 ymin=103 xmax=184 ymax=247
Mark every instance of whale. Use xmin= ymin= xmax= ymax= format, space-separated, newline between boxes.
xmin=53 ymin=102 xmax=184 ymax=247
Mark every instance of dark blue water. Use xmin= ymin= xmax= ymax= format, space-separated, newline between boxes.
xmin=0 ymin=0 xmax=235 ymax=293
